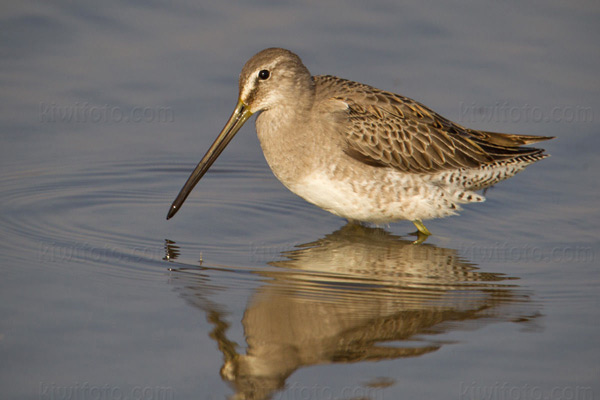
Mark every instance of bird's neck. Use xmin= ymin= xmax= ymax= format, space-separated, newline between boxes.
xmin=255 ymin=95 xmax=319 ymax=188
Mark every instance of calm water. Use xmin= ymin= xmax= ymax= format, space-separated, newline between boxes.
xmin=1 ymin=1 xmax=599 ymax=399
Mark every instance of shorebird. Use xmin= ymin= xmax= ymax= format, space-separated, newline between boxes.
xmin=167 ymin=48 xmax=553 ymax=240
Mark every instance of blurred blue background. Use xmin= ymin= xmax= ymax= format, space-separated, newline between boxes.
xmin=1 ymin=1 xmax=598 ymax=399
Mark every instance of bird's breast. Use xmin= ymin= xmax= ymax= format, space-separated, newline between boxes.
xmin=255 ymin=107 xmax=341 ymax=188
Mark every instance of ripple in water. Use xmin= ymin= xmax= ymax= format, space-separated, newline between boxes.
xmin=0 ymin=156 xmax=307 ymax=281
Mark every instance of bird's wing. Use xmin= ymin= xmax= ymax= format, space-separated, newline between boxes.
xmin=315 ymin=75 xmax=550 ymax=174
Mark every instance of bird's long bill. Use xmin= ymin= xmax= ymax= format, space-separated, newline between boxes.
xmin=166 ymin=99 xmax=253 ymax=220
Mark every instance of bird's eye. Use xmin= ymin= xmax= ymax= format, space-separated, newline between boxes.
xmin=258 ymin=70 xmax=270 ymax=80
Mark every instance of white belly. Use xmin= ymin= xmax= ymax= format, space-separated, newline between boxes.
xmin=288 ymin=170 xmax=453 ymax=223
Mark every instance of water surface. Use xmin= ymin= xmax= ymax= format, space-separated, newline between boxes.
xmin=1 ymin=1 xmax=599 ymax=399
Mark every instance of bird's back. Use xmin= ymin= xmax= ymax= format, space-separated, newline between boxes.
xmin=313 ymin=74 xmax=553 ymax=186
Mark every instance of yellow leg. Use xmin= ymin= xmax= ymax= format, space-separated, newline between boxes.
xmin=412 ymin=219 xmax=432 ymax=236
xmin=411 ymin=219 xmax=432 ymax=245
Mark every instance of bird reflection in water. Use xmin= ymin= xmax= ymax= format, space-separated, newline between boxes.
xmin=165 ymin=225 xmax=540 ymax=400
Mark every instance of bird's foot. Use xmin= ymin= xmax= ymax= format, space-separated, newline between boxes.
xmin=410 ymin=219 xmax=432 ymax=244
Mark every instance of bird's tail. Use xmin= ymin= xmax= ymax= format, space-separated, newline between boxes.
xmin=471 ymin=130 xmax=555 ymax=147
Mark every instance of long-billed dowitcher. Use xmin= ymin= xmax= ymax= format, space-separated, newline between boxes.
xmin=167 ymin=48 xmax=553 ymax=239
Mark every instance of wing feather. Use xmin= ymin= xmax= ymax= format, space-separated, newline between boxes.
xmin=314 ymin=75 xmax=552 ymax=174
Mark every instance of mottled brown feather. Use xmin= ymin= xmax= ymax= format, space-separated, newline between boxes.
xmin=315 ymin=75 xmax=553 ymax=174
